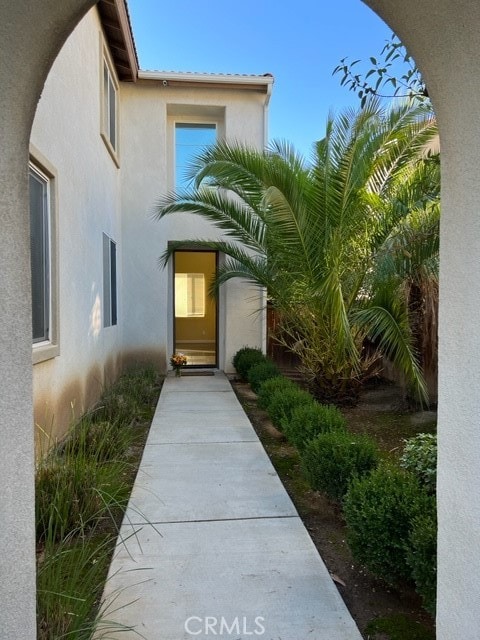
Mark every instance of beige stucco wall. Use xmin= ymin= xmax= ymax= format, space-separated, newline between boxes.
xmin=119 ymin=82 xmax=268 ymax=373
xmin=30 ymin=9 xmax=123 ymax=445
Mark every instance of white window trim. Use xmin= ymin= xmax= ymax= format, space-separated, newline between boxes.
xmin=100 ymin=37 xmax=120 ymax=167
xmin=29 ymin=146 xmax=59 ymax=364
xmin=167 ymin=108 xmax=225 ymax=193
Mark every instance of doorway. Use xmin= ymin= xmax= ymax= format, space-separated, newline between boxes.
xmin=173 ymin=250 xmax=218 ymax=367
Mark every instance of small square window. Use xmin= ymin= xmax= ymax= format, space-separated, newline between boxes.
xmin=103 ymin=233 xmax=117 ymax=327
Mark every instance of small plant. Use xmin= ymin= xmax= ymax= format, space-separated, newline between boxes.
xmin=343 ymin=464 xmax=430 ymax=584
xmin=400 ymin=433 xmax=437 ymax=492
xmin=247 ymin=360 xmax=280 ymax=393
xmin=266 ymin=387 xmax=314 ymax=430
xmin=233 ymin=347 xmax=266 ymax=380
xmin=257 ymin=375 xmax=298 ymax=410
xmin=232 ymin=346 xmax=262 ymax=370
xmin=406 ymin=495 xmax=437 ymax=614
xmin=301 ymin=430 xmax=379 ymax=501
xmin=281 ymin=402 xmax=347 ymax=451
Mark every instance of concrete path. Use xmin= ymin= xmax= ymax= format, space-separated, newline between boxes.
xmin=98 ymin=372 xmax=362 ymax=640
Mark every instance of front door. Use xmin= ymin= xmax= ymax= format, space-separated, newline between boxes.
xmin=173 ymin=250 xmax=217 ymax=367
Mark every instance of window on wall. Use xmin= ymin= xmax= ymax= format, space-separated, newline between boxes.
xmin=29 ymin=165 xmax=51 ymax=343
xmin=175 ymin=123 xmax=216 ymax=191
xmin=101 ymin=54 xmax=118 ymax=159
xmin=103 ymin=233 xmax=117 ymax=327
xmin=175 ymin=273 xmax=205 ymax=318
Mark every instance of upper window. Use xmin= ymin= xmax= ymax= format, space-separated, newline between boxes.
xmin=175 ymin=123 xmax=216 ymax=191
xmin=29 ymin=166 xmax=51 ymax=343
xmin=103 ymin=233 xmax=117 ymax=327
xmin=101 ymin=54 xmax=119 ymax=162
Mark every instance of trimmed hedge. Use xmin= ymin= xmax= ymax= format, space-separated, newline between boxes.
xmin=343 ymin=464 xmax=430 ymax=584
xmin=233 ymin=347 xmax=266 ymax=381
xmin=247 ymin=360 xmax=280 ymax=393
xmin=301 ymin=430 xmax=379 ymax=501
xmin=266 ymin=387 xmax=314 ymax=430
xmin=406 ymin=495 xmax=437 ymax=614
xmin=281 ymin=402 xmax=347 ymax=451
xmin=257 ymin=376 xmax=298 ymax=410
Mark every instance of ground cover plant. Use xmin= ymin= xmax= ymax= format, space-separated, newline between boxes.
xmin=35 ymin=366 xmax=161 ymax=640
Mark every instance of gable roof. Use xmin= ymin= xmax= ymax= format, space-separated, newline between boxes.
xmin=97 ymin=0 xmax=139 ymax=82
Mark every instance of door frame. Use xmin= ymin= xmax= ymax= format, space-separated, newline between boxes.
xmin=172 ymin=248 xmax=219 ymax=368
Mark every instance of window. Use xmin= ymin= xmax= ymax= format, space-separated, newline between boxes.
xmin=175 ymin=273 xmax=205 ymax=317
xmin=175 ymin=123 xmax=216 ymax=191
xmin=101 ymin=53 xmax=118 ymax=160
xmin=29 ymin=166 xmax=51 ymax=343
xmin=103 ymin=233 xmax=117 ymax=327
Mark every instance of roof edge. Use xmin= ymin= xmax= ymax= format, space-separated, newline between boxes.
xmin=138 ymin=70 xmax=274 ymax=90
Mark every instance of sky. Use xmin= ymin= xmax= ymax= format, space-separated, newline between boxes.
xmin=127 ymin=0 xmax=404 ymax=158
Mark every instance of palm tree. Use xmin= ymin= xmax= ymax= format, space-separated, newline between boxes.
xmin=156 ymin=100 xmax=438 ymax=404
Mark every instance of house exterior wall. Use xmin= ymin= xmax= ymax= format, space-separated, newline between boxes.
xmin=28 ymin=7 xmax=269 ymax=448
xmin=119 ymin=82 xmax=268 ymax=373
xmin=30 ymin=9 xmax=123 ymax=445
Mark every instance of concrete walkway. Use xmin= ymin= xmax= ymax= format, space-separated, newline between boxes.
xmin=99 ymin=371 xmax=362 ymax=640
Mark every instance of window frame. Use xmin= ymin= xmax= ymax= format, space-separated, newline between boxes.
xmin=29 ymin=148 xmax=59 ymax=364
xmin=103 ymin=233 xmax=118 ymax=328
xmin=174 ymin=121 xmax=217 ymax=192
xmin=100 ymin=42 xmax=120 ymax=166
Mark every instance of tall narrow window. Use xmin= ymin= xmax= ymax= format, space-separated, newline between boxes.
xmin=175 ymin=273 xmax=205 ymax=318
xmin=29 ymin=166 xmax=50 ymax=343
xmin=175 ymin=123 xmax=216 ymax=191
xmin=101 ymin=56 xmax=118 ymax=156
xmin=103 ymin=233 xmax=117 ymax=327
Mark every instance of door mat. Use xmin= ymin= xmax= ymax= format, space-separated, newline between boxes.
xmin=181 ymin=370 xmax=215 ymax=376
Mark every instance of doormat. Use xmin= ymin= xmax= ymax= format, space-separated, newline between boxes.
xmin=181 ymin=371 xmax=215 ymax=376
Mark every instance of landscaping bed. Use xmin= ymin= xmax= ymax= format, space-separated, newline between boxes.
xmin=231 ymin=377 xmax=436 ymax=640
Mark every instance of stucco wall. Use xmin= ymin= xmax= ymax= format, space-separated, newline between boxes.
xmin=30 ymin=9 xmax=123 ymax=444
xmin=119 ymin=82 xmax=267 ymax=373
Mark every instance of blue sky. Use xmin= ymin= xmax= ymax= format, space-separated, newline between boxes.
xmin=127 ymin=0 xmax=403 ymax=158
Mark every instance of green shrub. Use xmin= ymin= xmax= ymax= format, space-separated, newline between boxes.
xmin=233 ymin=346 xmax=260 ymax=371
xmin=406 ymin=495 xmax=437 ymax=614
xmin=257 ymin=375 xmax=298 ymax=410
xmin=247 ymin=360 xmax=280 ymax=393
xmin=282 ymin=402 xmax=347 ymax=451
xmin=301 ymin=430 xmax=379 ymax=500
xmin=234 ymin=348 xmax=266 ymax=380
xmin=343 ymin=464 xmax=429 ymax=584
xmin=400 ymin=433 xmax=437 ymax=492
xmin=267 ymin=387 xmax=314 ymax=429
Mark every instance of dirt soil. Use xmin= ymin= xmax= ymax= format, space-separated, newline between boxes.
xmin=231 ymin=378 xmax=436 ymax=640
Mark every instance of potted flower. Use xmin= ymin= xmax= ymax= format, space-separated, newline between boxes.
xmin=170 ymin=352 xmax=188 ymax=377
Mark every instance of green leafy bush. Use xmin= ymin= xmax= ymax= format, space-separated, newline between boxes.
xmin=400 ymin=433 xmax=437 ymax=492
xmin=344 ymin=465 xmax=429 ymax=584
xmin=267 ymin=387 xmax=314 ymax=429
xmin=247 ymin=360 xmax=280 ymax=393
xmin=406 ymin=495 xmax=437 ymax=613
xmin=233 ymin=347 xmax=266 ymax=380
xmin=257 ymin=376 xmax=298 ymax=410
xmin=301 ymin=430 xmax=379 ymax=500
xmin=282 ymin=402 xmax=347 ymax=451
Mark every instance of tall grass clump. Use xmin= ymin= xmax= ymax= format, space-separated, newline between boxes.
xmin=36 ymin=366 xmax=161 ymax=639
